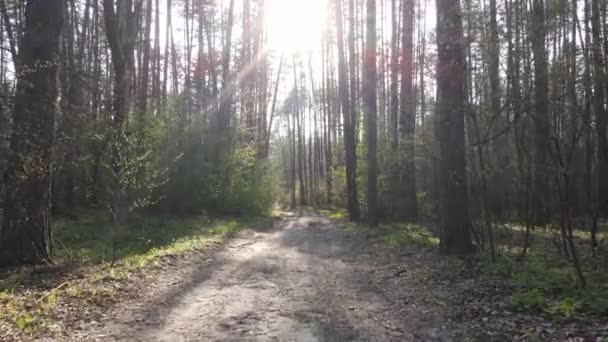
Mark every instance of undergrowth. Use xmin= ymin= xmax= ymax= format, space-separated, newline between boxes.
xmin=377 ymin=224 xmax=439 ymax=248
xmin=52 ymin=209 xmax=242 ymax=266
xmin=320 ymin=209 xmax=608 ymax=319
xmin=320 ymin=208 xmax=438 ymax=248
xmin=484 ymin=256 xmax=608 ymax=318
xmin=0 ymin=210 xmax=248 ymax=336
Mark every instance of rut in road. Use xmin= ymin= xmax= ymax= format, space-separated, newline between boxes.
xmin=95 ymin=212 xmax=454 ymax=341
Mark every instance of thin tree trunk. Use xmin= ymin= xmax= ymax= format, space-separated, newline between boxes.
xmin=364 ymin=0 xmax=378 ymax=222
xmin=138 ymin=0 xmax=153 ymax=138
xmin=162 ymin=0 xmax=172 ymax=107
xmin=265 ymin=54 xmax=285 ymax=158
xmin=336 ymin=0 xmax=360 ymax=220
xmin=293 ymin=58 xmax=305 ymax=206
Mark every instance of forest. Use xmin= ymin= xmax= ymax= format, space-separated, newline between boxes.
xmin=0 ymin=0 xmax=607 ymax=340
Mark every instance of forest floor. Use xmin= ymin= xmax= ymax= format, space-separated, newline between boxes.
xmin=2 ymin=210 xmax=607 ymax=341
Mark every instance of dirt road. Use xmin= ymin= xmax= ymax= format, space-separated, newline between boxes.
xmin=87 ymin=212 xmax=456 ymax=341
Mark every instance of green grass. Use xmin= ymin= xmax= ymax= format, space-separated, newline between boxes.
xmin=318 ymin=209 xmax=607 ymax=319
xmin=52 ymin=209 xmax=243 ymax=267
xmin=318 ymin=208 xmax=438 ymax=247
xmin=378 ymin=224 xmax=440 ymax=248
xmin=482 ymin=255 xmax=608 ymax=318
xmin=319 ymin=208 xmax=347 ymax=220
xmin=477 ymin=222 xmax=608 ymax=318
xmin=0 ymin=209 xmax=251 ymax=335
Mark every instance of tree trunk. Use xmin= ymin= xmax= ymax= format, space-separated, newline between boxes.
xmin=364 ymin=0 xmax=378 ymax=222
xmin=435 ymin=0 xmax=473 ymax=255
xmin=0 ymin=0 xmax=64 ymax=266
xmin=209 ymin=0 xmax=235 ymax=163
xmin=103 ymin=0 xmax=136 ymax=225
xmin=531 ymin=0 xmax=550 ymax=224
xmin=336 ymin=0 xmax=360 ymax=220
xmin=241 ymin=0 xmax=255 ymax=142
xmin=399 ymin=0 xmax=417 ymax=220
xmin=162 ymin=0 xmax=171 ymax=107
xmin=592 ymin=0 xmax=608 ymax=217
xmin=348 ymin=0 xmax=358 ymax=129
xmin=264 ymin=54 xmax=285 ymax=159
xmin=323 ymin=36 xmax=334 ymax=206
xmin=388 ymin=0 xmax=400 ymax=212
xmin=138 ymin=0 xmax=152 ymax=134
xmin=293 ymin=59 xmax=306 ymax=206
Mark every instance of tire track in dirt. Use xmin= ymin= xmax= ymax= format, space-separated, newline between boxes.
xmin=86 ymin=212 xmax=454 ymax=341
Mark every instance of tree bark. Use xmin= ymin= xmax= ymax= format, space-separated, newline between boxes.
xmin=103 ymin=0 xmax=137 ymax=225
xmin=293 ymin=58 xmax=306 ymax=206
xmin=138 ymin=0 xmax=152 ymax=130
xmin=531 ymin=0 xmax=551 ymax=224
xmin=209 ymin=0 xmax=235 ymax=163
xmin=364 ymin=0 xmax=378 ymax=222
xmin=336 ymin=0 xmax=360 ymax=220
xmin=435 ymin=0 xmax=473 ymax=255
xmin=399 ymin=0 xmax=417 ymax=220
xmin=592 ymin=0 xmax=608 ymax=217
xmin=0 ymin=0 xmax=64 ymax=266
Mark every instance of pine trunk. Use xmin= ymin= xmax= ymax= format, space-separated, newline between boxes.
xmin=435 ymin=0 xmax=473 ymax=255
xmin=364 ymin=0 xmax=378 ymax=222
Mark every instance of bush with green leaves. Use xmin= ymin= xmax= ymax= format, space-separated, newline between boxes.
xmin=207 ymin=146 xmax=277 ymax=216
xmin=508 ymin=259 xmax=608 ymax=318
xmin=162 ymin=134 xmax=276 ymax=216
xmin=330 ymin=165 xmax=347 ymax=209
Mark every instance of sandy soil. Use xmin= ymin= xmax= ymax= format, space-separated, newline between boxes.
xmin=76 ymin=212 xmax=456 ymax=341
xmin=68 ymin=212 xmax=605 ymax=342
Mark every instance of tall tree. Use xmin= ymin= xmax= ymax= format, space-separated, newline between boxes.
xmin=209 ymin=0 xmax=235 ymax=162
xmin=399 ymin=0 xmax=417 ymax=220
xmin=488 ymin=0 xmax=504 ymax=185
xmin=435 ymin=0 xmax=473 ymax=254
xmin=241 ymin=0 xmax=255 ymax=142
xmin=0 ymin=0 xmax=64 ymax=266
xmin=592 ymin=0 xmax=608 ymax=216
xmin=162 ymin=0 xmax=172 ymax=107
xmin=103 ymin=0 xmax=137 ymax=224
xmin=530 ymin=0 xmax=550 ymax=224
xmin=348 ymin=0 xmax=358 ymax=130
xmin=336 ymin=0 xmax=360 ymax=220
xmin=389 ymin=0 xmax=399 ymax=151
xmin=293 ymin=58 xmax=306 ymax=205
xmin=323 ymin=32 xmax=334 ymax=205
xmin=388 ymin=0 xmax=400 ymax=212
xmin=364 ymin=0 xmax=378 ymax=222
xmin=137 ymin=0 xmax=153 ymax=135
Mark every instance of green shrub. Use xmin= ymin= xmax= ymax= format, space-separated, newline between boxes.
xmin=545 ymin=297 xmax=582 ymax=319
xmin=162 ymin=135 xmax=276 ymax=216
xmin=510 ymin=288 xmax=546 ymax=312
xmin=319 ymin=209 xmax=347 ymax=220
xmin=330 ymin=166 xmax=347 ymax=209
xmin=507 ymin=259 xmax=608 ymax=317
xmin=217 ymin=146 xmax=277 ymax=216
xmin=379 ymin=224 xmax=439 ymax=248
xmin=416 ymin=192 xmax=436 ymax=221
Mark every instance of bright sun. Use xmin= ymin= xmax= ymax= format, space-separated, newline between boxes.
xmin=266 ymin=0 xmax=327 ymax=54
